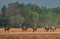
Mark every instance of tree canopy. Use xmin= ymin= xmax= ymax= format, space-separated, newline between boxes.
xmin=0 ymin=2 xmax=60 ymax=28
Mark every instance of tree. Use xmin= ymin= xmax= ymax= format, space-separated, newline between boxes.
xmin=1 ymin=5 xmax=9 ymax=27
xmin=9 ymin=14 xmax=25 ymax=28
xmin=0 ymin=2 xmax=60 ymax=28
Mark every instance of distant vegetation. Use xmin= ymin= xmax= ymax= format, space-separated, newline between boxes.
xmin=0 ymin=2 xmax=60 ymax=28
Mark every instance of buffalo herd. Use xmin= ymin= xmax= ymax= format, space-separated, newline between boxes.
xmin=4 ymin=26 xmax=57 ymax=33
xmin=45 ymin=26 xmax=56 ymax=32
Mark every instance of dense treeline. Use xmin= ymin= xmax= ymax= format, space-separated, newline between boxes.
xmin=0 ymin=2 xmax=60 ymax=28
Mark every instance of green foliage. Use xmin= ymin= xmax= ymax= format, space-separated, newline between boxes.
xmin=9 ymin=14 xmax=24 ymax=28
xmin=0 ymin=2 xmax=60 ymax=28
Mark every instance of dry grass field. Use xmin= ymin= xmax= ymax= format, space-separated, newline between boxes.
xmin=0 ymin=28 xmax=60 ymax=39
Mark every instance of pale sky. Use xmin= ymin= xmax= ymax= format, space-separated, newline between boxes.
xmin=0 ymin=0 xmax=60 ymax=9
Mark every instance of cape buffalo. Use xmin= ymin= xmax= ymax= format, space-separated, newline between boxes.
xmin=33 ymin=26 xmax=37 ymax=32
xmin=5 ymin=26 xmax=10 ymax=33
xmin=22 ymin=26 xmax=28 ymax=32
xmin=50 ymin=26 xmax=56 ymax=32
xmin=45 ymin=26 xmax=49 ymax=32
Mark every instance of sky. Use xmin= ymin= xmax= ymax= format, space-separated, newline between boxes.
xmin=0 ymin=0 xmax=60 ymax=9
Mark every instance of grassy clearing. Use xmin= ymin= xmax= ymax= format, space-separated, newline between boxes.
xmin=0 ymin=28 xmax=60 ymax=39
xmin=0 ymin=32 xmax=60 ymax=39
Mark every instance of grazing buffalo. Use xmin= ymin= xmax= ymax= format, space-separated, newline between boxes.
xmin=22 ymin=26 xmax=28 ymax=32
xmin=45 ymin=26 xmax=49 ymax=32
xmin=50 ymin=26 xmax=56 ymax=32
xmin=5 ymin=26 xmax=10 ymax=33
xmin=33 ymin=26 xmax=37 ymax=32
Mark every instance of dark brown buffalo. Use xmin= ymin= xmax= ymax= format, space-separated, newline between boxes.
xmin=45 ymin=26 xmax=49 ymax=32
xmin=50 ymin=27 xmax=56 ymax=32
xmin=22 ymin=26 xmax=28 ymax=32
xmin=5 ymin=27 xmax=10 ymax=33
xmin=33 ymin=26 xmax=37 ymax=32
